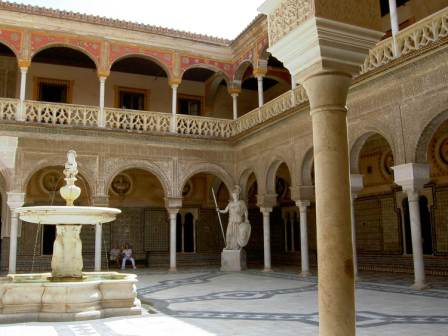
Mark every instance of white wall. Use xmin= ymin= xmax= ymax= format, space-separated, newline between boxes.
xmin=26 ymin=62 xmax=211 ymax=113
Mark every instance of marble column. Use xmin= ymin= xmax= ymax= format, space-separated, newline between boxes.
xmin=304 ymin=73 xmax=356 ymax=335
xmin=296 ymin=200 xmax=310 ymax=276
xmin=408 ymin=191 xmax=426 ymax=287
xmin=98 ymin=76 xmax=107 ymax=127
xmin=170 ymin=82 xmax=179 ymax=133
xmin=350 ymin=174 xmax=364 ymax=279
xmin=92 ymin=195 xmax=108 ymax=272
xmin=7 ymin=192 xmax=25 ymax=274
xmin=18 ymin=66 xmax=28 ymax=121
xmin=388 ymin=0 xmax=400 ymax=57
xmin=8 ymin=210 xmax=18 ymax=274
xmin=392 ymin=163 xmax=430 ymax=289
xmin=231 ymin=93 xmax=238 ymax=120
xmin=94 ymin=223 xmax=102 ymax=271
xmin=258 ymin=2 xmax=382 ymax=334
xmin=388 ymin=0 xmax=399 ymax=34
xmin=261 ymin=207 xmax=272 ymax=271
xmin=168 ymin=208 xmax=179 ymax=271
xmin=256 ymin=75 xmax=264 ymax=107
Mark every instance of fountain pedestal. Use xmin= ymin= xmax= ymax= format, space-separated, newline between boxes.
xmin=51 ymin=225 xmax=83 ymax=279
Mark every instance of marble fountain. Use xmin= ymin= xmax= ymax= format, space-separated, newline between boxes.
xmin=0 ymin=150 xmax=142 ymax=323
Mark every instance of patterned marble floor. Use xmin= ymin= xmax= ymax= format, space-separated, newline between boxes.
xmin=1 ymin=269 xmax=447 ymax=335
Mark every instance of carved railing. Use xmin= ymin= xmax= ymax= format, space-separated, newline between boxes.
xmin=105 ymin=107 xmax=171 ymax=133
xmin=235 ymin=85 xmax=308 ymax=134
xmin=176 ymin=114 xmax=234 ymax=138
xmin=235 ymin=107 xmax=260 ymax=134
xmin=0 ymin=98 xmax=18 ymax=121
xmin=260 ymin=90 xmax=293 ymax=122
xmin=25 ymin=100 xmax=98 ymax=126
xmin=362 ymin=7 xmax=448 ymax=73
xmin=0 ymin=87 xmax=308 ymax=138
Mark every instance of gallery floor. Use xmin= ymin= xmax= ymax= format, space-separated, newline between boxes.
xmin=1 ymin=268 xmax=447 ymax=335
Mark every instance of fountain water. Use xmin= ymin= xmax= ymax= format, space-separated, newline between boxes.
xmin=0 ymin=150 xmax=142 ymax=322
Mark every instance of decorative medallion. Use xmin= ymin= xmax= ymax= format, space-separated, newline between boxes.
xmin=182 ymin=180 xmax=193 ymax=197
xmin=41 ymin=170 xmax=63 ymax=193
xmin=380 ymin=150 xmax=394 ymax=179
xmin=111 ymin=173 xmax=132 ymax=196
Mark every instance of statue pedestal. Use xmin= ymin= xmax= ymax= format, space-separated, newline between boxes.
xmin=221 ymin=249 xmax=247 ymax=272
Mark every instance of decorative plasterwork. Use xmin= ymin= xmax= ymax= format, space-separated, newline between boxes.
xmin=266 ymin=16 xmax=383 ymax=80
xmin=264 ymin=0 xmax=313 ymax=45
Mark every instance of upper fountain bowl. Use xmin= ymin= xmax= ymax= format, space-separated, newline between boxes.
xmin=16 ymin=206 xmax=121 ymax=225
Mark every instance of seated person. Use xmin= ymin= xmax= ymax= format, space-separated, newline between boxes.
xmin=121 ymin=243 xmax=136 ymax=270
xmin=109 ymin=243 xmax=121 ymax=268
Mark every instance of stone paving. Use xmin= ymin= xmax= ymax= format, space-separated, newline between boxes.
xmin=1 ymin=268 xmax=447 ymax=335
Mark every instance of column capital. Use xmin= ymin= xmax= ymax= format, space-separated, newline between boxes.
xmin=165 ymin=197 xmax=182 ymax=210
xmin=257 ymin=193 xmax=277 ymax=209
xmin=169 ymin=78 xmax=182 ymax=87
xmin=392 ymin=163 xmax=430 ymax=194
xmin=296 ymin=200 xmax=311 ymax=211
xmin=260 ymin=207 xmax=273 ymax=214
xmin=97 ymin=70 xmax=110 ymax=78
xmin=7 ymin=192 xmax=25 ymax=210
xmin=17 ymin=59 xmax=30 ymax=69
xmin=253 ymin=67 xmax=267 ymax=77
xmin=350 ymin=174 xmax=364 ymax=197
xmin=228 ymin=87 xmax=241 ymax=96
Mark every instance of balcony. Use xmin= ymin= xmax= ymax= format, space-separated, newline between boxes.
xmin=0 ymin=86 xmax=309 ymax=140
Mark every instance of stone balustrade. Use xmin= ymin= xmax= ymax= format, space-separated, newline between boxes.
xmin=25 ymin=100 xmax=98 ymax=127
xmin=105 ymin=107 xmax=171 ymax=133
xmin=0 ymin=98 xmax=18 ymax=121
xmin=176 ymin=114 xmax=234 ymax=138
xmin=0 ymin=86 xmax=305 ymax=139
xmin=362 ymin=6 xmax=448 ymax=73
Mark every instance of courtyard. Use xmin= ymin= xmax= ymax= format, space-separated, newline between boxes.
xmin=1 ymin=269 xmax=447 ymax=335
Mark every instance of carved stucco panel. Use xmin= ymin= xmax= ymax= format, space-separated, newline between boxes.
xmin=268 ymin=0 xmax=313 ymax=45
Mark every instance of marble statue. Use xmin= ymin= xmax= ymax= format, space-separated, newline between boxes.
xmin=217 ymin=185 xmax=251 ymax=250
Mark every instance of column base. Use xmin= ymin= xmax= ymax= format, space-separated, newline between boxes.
xmin=411 ymin=282 xmax=429 ymax=290
xmin=300 ymin=271 xmax=311 ymax=277
xmin=262 ymin=267 xmax=273 ymax=272
xmin=168 ymin=267 xmax=177 ymax=273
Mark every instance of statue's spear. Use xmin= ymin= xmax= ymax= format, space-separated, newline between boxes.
xmin=211 ymin=187 xmax=226 ymax=245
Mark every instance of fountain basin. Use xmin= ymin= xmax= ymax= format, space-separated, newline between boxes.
xmin=0 ymin=272 xmax=142 ymax=323
xmin=16 ymin=206 xmax=121 ymax=225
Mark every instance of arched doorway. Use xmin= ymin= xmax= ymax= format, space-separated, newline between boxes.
xmin=179 ymin=172 xmax=230 ymax=267
xmin=30 ymin=47 xmax=97 ymax=105
xmin=355 ymin=133 xmax=402 ymax=261
xmin=0 ymin=42 xmax=17 ymax=100
xmin=179 ymin=67 xmax=230 ymax=118
xmin=109 ymin=56 xmax=169 ymax=112
xmin=108 ymin=168 xmax=166 ymax=268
